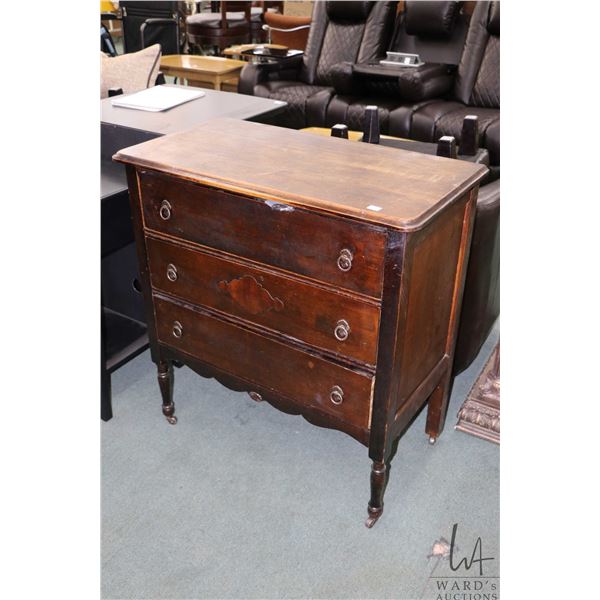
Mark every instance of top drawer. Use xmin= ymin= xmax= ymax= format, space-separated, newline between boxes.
xmin=138 ymin=170 xmax=386 ymax=298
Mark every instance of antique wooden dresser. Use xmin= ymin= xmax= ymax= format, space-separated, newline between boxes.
xmin=115 ymin=118 xmax=487 ymax=527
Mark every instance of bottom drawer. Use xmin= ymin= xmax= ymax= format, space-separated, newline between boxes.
xmin=154 ymin=296 xmax=373 ymax=430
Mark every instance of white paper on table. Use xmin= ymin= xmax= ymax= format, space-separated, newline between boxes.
xmin=110 ymin=86 xmax=206 ymax=112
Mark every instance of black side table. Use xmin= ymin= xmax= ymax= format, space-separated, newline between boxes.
xmin=101 ymin=159 xmax=149 ymax=421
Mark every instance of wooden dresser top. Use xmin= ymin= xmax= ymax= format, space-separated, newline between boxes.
xmin=114 ymin=117 xmax=487 ymax=230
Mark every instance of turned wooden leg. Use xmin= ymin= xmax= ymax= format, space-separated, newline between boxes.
xmin=157 ymin=360 xmax=177 ymax=425
xmin=365 ymin=460 xmax=387 ymax=528
xmin=425 ymin=376 xmax=452 ymax=443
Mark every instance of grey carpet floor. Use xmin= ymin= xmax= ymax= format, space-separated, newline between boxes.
xmin=102 ymin=322 xmax=499 ymax=600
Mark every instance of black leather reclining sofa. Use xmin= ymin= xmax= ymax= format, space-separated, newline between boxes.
xmin=240 ymin=0 xmax=499 ymax=177
xmin=240 ymin=1 xmax=397 ymax=129
xmin=240 ymin=1 xmax=500 ymax=375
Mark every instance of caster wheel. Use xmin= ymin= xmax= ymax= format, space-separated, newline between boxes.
xmin=166 ymin=416 xmax=178 ymax=425
xmin=365 ymin=515 xmax=380 ymax=528
xmin=365 ymin=506 xmax=383 ymax=528
xmin=429 ymin=436 xmax=437 ymax=445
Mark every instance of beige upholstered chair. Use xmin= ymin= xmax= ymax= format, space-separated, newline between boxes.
xmin=100 ymin=44 xmax=161 ymax=99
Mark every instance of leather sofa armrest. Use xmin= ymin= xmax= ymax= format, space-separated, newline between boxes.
xmin=396 ymin=63 xmax=455 ymax=102
xmin=330 ymin=61 xmax=357 ymax=95
xmin=476 ymin=178 xmax=500 ymax=209
xmin=453 ymin=177 xmax=500 ymax=374
xmin=238 ymin=56 xmax=303 ymax=96
xmin=353 ymin=62 xmax=455 ymax=101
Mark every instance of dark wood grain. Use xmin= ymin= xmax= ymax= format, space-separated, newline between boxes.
xmin=125 ymin=166 xmax=161 ymax=364
xmin=153 ymin=294 xmax=374 ymax=431
xmin=425 ymin=187 xmax=478 ymax=441
xmin=114 ymin=117 xmax=488 ymax=230
xmin=366 ymin=460 xmax=387 ymax=528
xmin=396 ymin=197 xmax=466 ymax=402
xmin=139 ymin=170 xmax=386 ymax=298
xmin=117 ymin=120 xmax=486 ymax=528
xmin=368 ymin=230 xmax=406 ymax=462
xmin=146 ymin=236 xmax=381 ymax=366
xmin=157 ymin=359 xmax=177 ymax=425
xmin=159 ymin=346 xmax=371 ymax=445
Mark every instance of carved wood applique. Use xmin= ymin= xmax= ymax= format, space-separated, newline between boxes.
xmin=218 ymin=275 xmax=284 ymax=315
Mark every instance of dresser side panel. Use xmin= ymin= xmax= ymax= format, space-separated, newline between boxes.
xmin=395 ymin=194 xmax=469 ymax=405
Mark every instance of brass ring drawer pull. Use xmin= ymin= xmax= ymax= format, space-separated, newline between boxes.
xmin=172 ymin=321 xmax=183 ymax=339
xmin=337 ymin=248 xmax=353 ymax=272
xmin=166 ymin=263 xmax=178 ymax=282
xmin=334 ymin=319 xmax=350 ymax=341
xmin=330 ymin=385 xmax=344 ymax=405
xmin=159 ymin=199 xmax=172 ymax=220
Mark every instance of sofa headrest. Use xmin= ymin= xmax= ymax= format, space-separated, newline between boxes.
xmin=325 ymin=1 xmax=373 ymax=23
xmin=487 ymin=2 xmax=500 ymax=36
xmin=404 ymin=1 xmax=459 ymax=38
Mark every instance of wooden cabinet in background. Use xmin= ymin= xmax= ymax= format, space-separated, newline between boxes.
xmin=115 ymin=118 xmax=486 ymax=527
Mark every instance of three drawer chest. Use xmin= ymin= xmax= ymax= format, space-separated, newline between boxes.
xmin=115 ymin=118 xmax=487 ymax=527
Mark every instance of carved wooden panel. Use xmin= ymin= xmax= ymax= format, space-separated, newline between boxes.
xmin=144 ymin=236 xmax=381 ymax=365
xmin=218 ymin=275 xmax=284 ymax=315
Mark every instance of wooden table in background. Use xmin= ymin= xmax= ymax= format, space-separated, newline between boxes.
xmin=159 ymin=55 xmax=246 ymax=91
xmin=301 ymin=127 xmax=407 ymax=142
xmin=223 ymin=44 xmax=288 ymax=60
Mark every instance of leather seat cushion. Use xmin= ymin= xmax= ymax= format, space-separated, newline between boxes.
xmin=187 ymin=11 xmax=256 ymax=30
xmin=254 ymin=81 xmax=334 ymax=129
xmin=325 ymin=95 xmax=404 ymax=133
xmin=411 ymin=101 xmax=499 ymax=155
xmin=387 ymin=100 xmax=440 ymax=139
xmin=436 ymin=105 xmax=499 ymax=140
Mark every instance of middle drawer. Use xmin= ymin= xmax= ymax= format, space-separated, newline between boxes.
xmin=146 ymin=236 xmax=380 ymax=366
